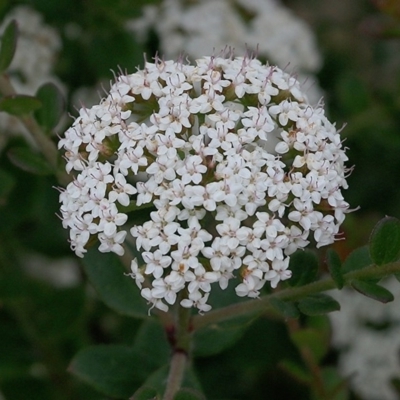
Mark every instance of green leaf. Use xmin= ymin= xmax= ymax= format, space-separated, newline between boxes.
xmin=69 ymin=345 xmax=153 ymax=398
xmin=140 ymin=364 xmax=202 ymax=397
xmin=81 ymin=248 xmax=148 ymax=318
xmin=290 ymin=328 xmax=329 ymax=363
xmin=132 ymin=320 xmax=170 ymax=369
xmin=269 ymin=297 xmax=299 ymax=319
xmin=131 ymin=386 xmax=160 ymax=400
xmin=7 ymin=147 xmax=53 ymax=175
xmin=0 ymin=168 xmax=16 ymax=204
xmin=369 ymin=217 xmax=400 ymax=266
xmin=34 ymin=83 xmax=64 ymax=132
xmin=297 ymin=294 xmax=340 ymax=316
xmin=0 ymin=20 xmax=18 ymax=72
xmin=351 ymin=280 xmax=394 ymax=303
xmin=317 ymin=367 xmax=350 ymax=400
xmin=342 ymin=246 xmax=372 ymax=274
xmin=288 ymin=250 xmax=319 ymax=287
xmin=138 ymin=365 xmax=169 ymax=396
xmin=326 ymin=249 xmax=344 ymax=289
xmin=175 ymin=389 xmax=207 ymax=400
xmin=193 ymin=314 xmax=255 ymax=357
xmin=279 ymin=360 xmax=312 ymax=385
xmin=0 ymin=95 xmax=42 ymax=116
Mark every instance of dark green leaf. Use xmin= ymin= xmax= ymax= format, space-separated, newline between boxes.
xmin=298 ymin=294 xmax=340 ymax=316
xmin=140 ymin=365 xmax=170 ymax=396
xmin=34 ymin=83 xmax=65 ymax=132
xmin=141 ymin=364 xmax=202 ymax=396
xmin=0 ymin=20 xmax=18 ymax=72
xmin=69 ymin=345 xmax=153 ymax=398
xmin=119 ymin=200 xmax=156 ymax=214
xmin=342 ymin=246 xmax=372 ymax=274
xmin=288 ymin=250 xmax=319 ymax=287
xmin=269 ymin=297 xmax=299 ymax=319
xmin=7 ymin=147 xmax=53 ymax=175
xmin=319 ymin=367 xmax=350 ymax=400
xmin=81 ymin=248 xmax=148 ymax=318
xmin=175 ymin=389 xmax=207 ymax=400
xmin=327 ymin=249 xmax=344 ymax=289
xmin=279 ymin=360 xmax=312 ymax=385
xmin=193 ymin=314 xmax=255 ymax=357
xmin=0 ymin=95 xmax=42 ymax=116
xmin=0 ymin=168 xmax=16 ymax=204
xmin=131 ymin=386 xmax=160 ymax=400
xmin=369 ymin=217 xmax=400 ymax=266
xmin=290 ymin=328 xmax=329 ymax=363
xmin=351 ymin=280 xmax=394 ymax=303
xmin=132 ymin=320 xmax=170 ymax=369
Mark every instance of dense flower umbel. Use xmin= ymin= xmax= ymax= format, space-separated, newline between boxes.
xmin=59 ymin=55 xmax=351 ymax=312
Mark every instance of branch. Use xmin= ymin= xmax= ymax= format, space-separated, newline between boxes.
xmin=192 ymin=260 xmax=400 ymax=330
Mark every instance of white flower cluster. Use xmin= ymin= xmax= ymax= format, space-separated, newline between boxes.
xmin=127 ymin=0 xmax=322 ymax=102
xmin=59 ymin=55 xmax=350 ymax=312
xmin=0 ymin=6 xmax=63 ymax=135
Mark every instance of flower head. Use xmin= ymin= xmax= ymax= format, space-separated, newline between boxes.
xmin=59 ymin=55 xmax=351 ymax=312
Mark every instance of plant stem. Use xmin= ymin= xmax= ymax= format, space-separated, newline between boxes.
xmin=163 ymin=351 xmax=187 ymax=400
xmin=163 ymin=299 xmax=191 ymax=400
xmin=192 ymin=260 xmax=400 ymax=330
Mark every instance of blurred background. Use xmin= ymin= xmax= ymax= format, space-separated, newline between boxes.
xmin=0 ymin=0 xmax=400 ymax=399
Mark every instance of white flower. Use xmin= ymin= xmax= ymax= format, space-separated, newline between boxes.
xmin=59 ymin=55 xmax=351 ymax=313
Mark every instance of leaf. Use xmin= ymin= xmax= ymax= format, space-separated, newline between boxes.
xmin=34 ymin=83 xmax=65 ymax=132
xmin=7 ymin=147 xmax=53 ymax=175
xmin=288 ymin=250 xmax=319 ymax=287
xmin=174 ymin=389 xmax=207 ymax=400
xmin=130 ymin=386 xmax=160 ymax=400
xmin=193 ymin=314 xmax=255 ymax=357
xmin=0 ymin=95 xmax=42 ymax=116
xmin=326 ymin=249 xmax=345 ymax=289
xmin=0 ymin=20 xmax=18 ymax=72
xmin=269 ymin=297 xmax=300 ymax=319
xmin=290 ymin=328 xmax=329 ymax=363
xmin=132 ymin=320 xmax=170 ymax=369
xmin=342 ymin=246 xmax=372 ymax=274
xmin=369 ymin=217 xmax=400 ymax=266
xmin=297 ymin=294 xmax=340 ymax=316
xmin=0 ymin=168 xmax=15 ymax=204
xmin=318 ymin=367 xmax=350 ymax=400
xmin=81 ymin=248 xmax=148 ymax=319
xmin=140 ymin=364 xmax=203 ymax=397
xmin=279 ymin=360 xmax=312 ymax=385
xmin=351 ymin=280 xmax=394 ymax=303
xmin=69 ymin=345 xmax=153 ymax=398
